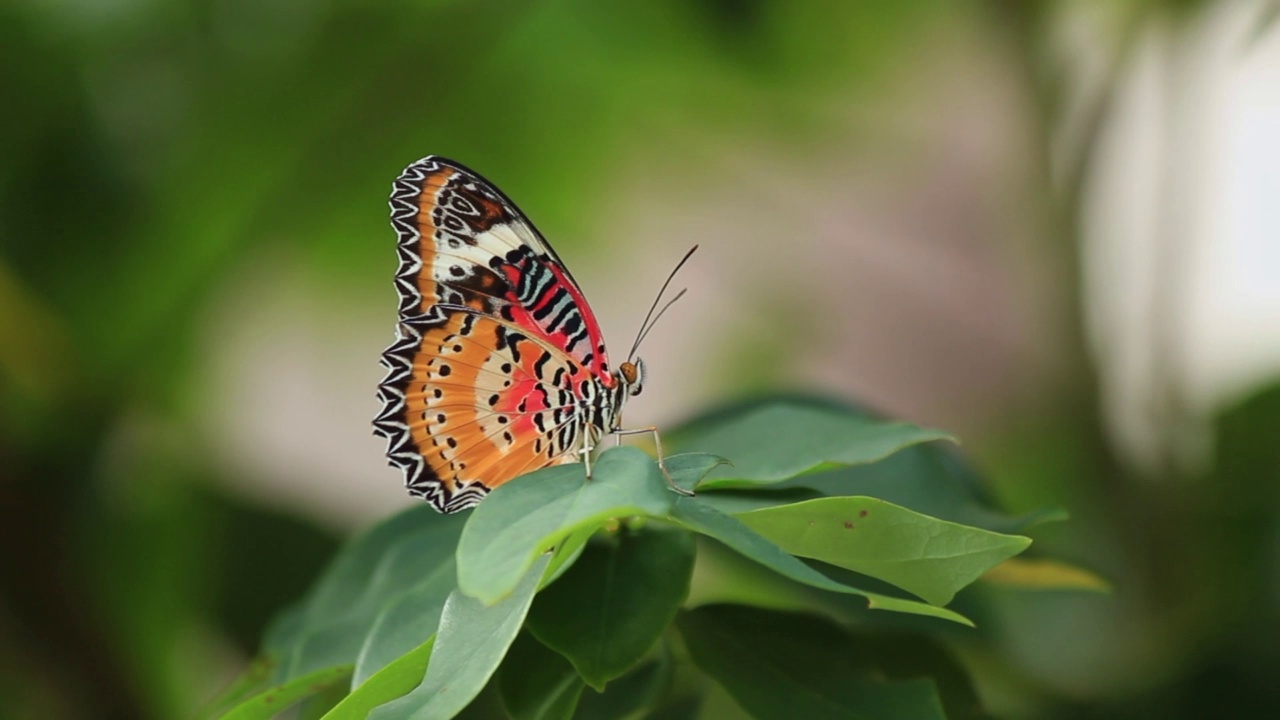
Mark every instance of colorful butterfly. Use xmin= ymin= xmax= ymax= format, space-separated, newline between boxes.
xmin=373 ymin=156 xmax=693 ymax=513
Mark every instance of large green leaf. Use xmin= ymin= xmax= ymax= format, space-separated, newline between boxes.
xmin=699 ymin=441 xmax=1063 ymax=535
xmin=527 ymin=526 xmax=695 ymax=689
xmin=456 ymin=447 xmax=672 ymax=604
xmin=674 ymin=401 xmax=953 ymax=489
xmin=677 ymin=605 xmax=946 ymax=720
xmin=370 ymin=555 xmax=550 ymax=720
xmin=270 ymin=509 xmax=467 ymax=681
xmin=322 ymin=637 xmax=434 ymax=720
xmin=352 ymin=561 xmax=455 ymax=687
xmin=736 ymin=497 xmax=1031 ymax=605
xmin=497 ymin=633 xmax=584 ymax=720
xmin=670 ymin=497 xmax=972 ymax=625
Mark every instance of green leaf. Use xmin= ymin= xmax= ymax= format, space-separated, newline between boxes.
xmin=216 ymin=665 xmax=353 ymax=720
xmin=573 ymin=659 xmax=670 ymax=720
xmin=699 ymin=441 xmax=1062 ymax=535
xmin=677 ymin=605 xmax=946 ymax=720
xmin=735 ymin=497 xmax=1031 ymax=605
xmin=670 ymin=497 xmax=972 ymax=625
xmin=200 ymin=657 xmax=275 ymax=720
xmin=674 ymin=401 xmax=953 ymax=489
xmin=543 ymin=525 xmax=597 ymax=589
xmin=299 ymin=680 xmax=352 ymax=720
xmin=322 ymin=637 xmax=435 ymax=720
xmin=981 ymin=557 xmax=1111 ymax=593
xmin=527 ymin=526 xmax=695 ymax=689
xmin=692 ymin=488 xmax=824 ymax=516
xmin=270 ymin=509 xmax=467 ymax=681
xmin=352 ymin=558 xmax=455 ymax=687
xmin=497 ymin=633 xmax=585 ymax=720
xmin=809 ymin=631 xmax=984 ymax=719
xmin=370 ymin=555 xmax=551 ymax=720
xmin=663 ymin=453 xmax=731 ymax=493
xmin=457 ymin=447 xmax=672 ymax=604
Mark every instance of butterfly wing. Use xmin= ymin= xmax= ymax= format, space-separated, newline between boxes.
xmin=388 ymin=156 xmax=613 ymax=377
xmin=375 ymin=156 xmax=616 ymax=512
xmin=375 ymin=308 xmax=590 ymax=512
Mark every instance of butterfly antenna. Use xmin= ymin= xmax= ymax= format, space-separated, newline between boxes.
xmin=632 ymin=288 xmax=687 ymax=355
xmin=629 ymin=245 xmax=698 ymax=359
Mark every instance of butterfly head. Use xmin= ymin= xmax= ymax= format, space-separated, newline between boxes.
xmin=618 ymin=358 xmax=645 ymax=397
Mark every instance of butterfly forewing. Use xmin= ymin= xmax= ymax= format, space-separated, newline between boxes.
xmin=388 ymin=157 xmax=612 ymax=376
xmin=376 ymin=156 xmax=621 ymax=512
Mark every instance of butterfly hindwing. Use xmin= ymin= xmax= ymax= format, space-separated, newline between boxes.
xmin=375 ymin=308 xmax=584 ymax=511
xmin=375 ymin=305 xmax=591 ymax=512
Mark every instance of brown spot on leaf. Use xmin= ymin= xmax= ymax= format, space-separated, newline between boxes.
xmin=843 ymin=521 xmax=854 ymax=529
xmin=859 ymin=510 xmax=868 ymax=518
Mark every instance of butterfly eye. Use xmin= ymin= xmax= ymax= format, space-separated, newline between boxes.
xmin=619 ymin=361 xmax=638 ymax=385
xmin=619 ymin=361 xmax=644 ymax=396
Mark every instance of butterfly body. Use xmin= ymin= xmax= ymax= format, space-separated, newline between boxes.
xmin=374 ymin=156 xmax=644 ymax=513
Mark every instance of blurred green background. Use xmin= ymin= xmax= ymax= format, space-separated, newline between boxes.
xmin=3 ymin=0 xmax=1280 ymax=717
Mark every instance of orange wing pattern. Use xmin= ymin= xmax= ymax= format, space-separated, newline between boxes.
xmin=376 ymin=308 xmax=587 ymax=512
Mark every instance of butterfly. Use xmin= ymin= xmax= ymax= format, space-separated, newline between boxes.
xmin=373 ymin=156 xmax=694 ymax=513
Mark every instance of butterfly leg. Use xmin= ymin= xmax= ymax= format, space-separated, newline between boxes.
xmin=613 ymin=426 xmax=695 ymax=497
xmin=582 ymin=428 xmax=596 ymax=480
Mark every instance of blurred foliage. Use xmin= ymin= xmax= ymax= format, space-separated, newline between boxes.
xmin=3 ymin=0 xmax=1279 ymax=718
